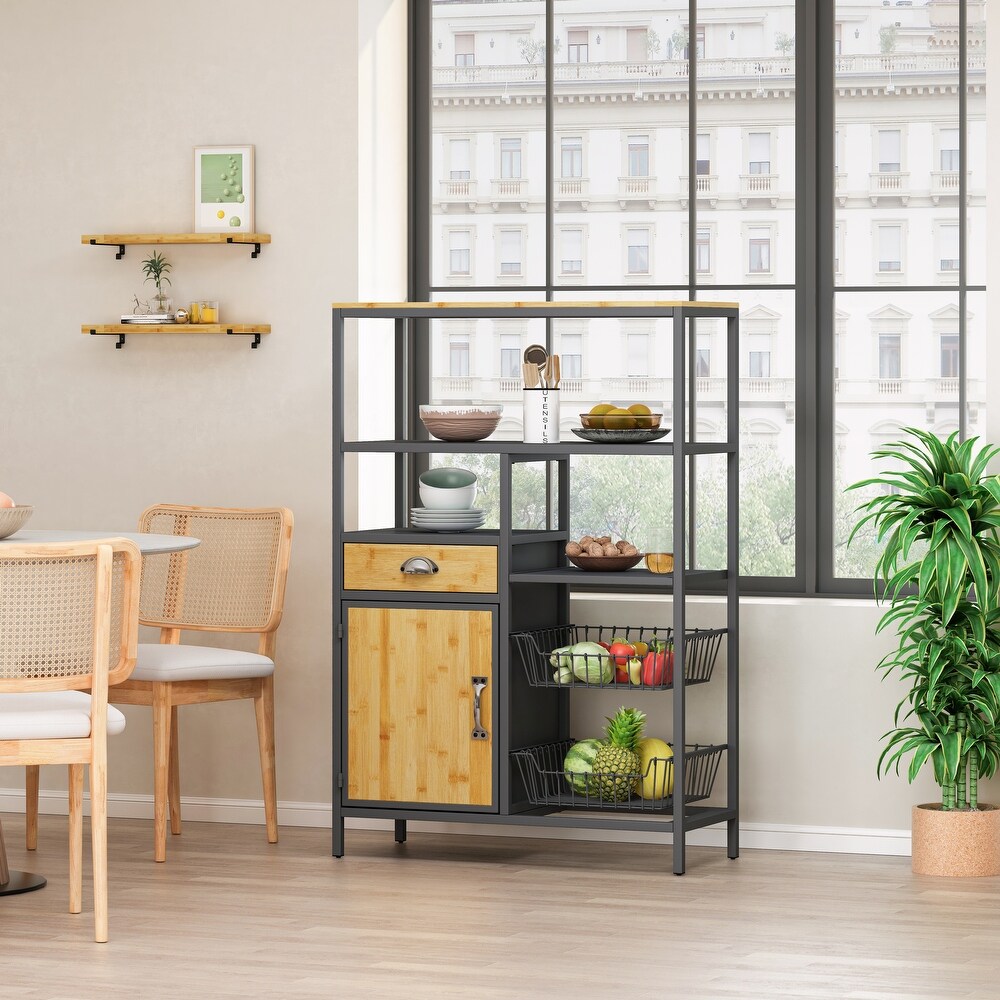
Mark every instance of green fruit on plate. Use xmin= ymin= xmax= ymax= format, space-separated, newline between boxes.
xmin=637 ymin=737 xmax=674 ymax=799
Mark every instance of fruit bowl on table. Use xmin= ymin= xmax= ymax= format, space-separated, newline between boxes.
xmin=419 ymin=405 xmax=503 ymax=442
xmin=580 ymin=411 xmax=662 ymax=430
xmin=567 ymin=552 xmax=644 ymax=572
xmin=0 ymin=505 xmax=34 ymax=539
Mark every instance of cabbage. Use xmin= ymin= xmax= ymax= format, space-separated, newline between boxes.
xmin=568 ymin=641 xmax=613 ymax=684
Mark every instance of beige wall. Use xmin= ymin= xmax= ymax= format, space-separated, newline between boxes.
xmin=0 ymin=1 xmax=995 ymax=850
xmin=0 ymin=1 xmax=357 ymax=804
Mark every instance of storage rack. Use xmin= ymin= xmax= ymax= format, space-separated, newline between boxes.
xmin=332 ymin=300 xmax=739 ymax=874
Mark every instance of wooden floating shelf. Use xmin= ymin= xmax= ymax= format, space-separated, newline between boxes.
xmin=82 ymin=233 xmax=271 ymax=246
xmin=83 ymin=324 xmax=270 ymax=349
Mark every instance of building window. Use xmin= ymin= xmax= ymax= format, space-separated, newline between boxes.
xmin=833 ymin=223 xmax=842 ymax=276
xmin=834 ymin=23 xmax=842 ymax=56
xmin=748 ymin=333 xmax=771 ymax=378
xmin=939 ymin=224 xmax=959 ymax=272
xmin=940 ymin=334 xmax=959 ymax=378
xmin=626 ymin=229 xmax=650 ymax=275
xmin=560 ymin=229 xmax=583 ymax=275
xmin=695 ymin=228 xmax=711 ymax=274
xmin=568 ymin=29 xmax=588 ymax=64
xmin=627 ymin=135 xmax=649 ymax=178
xmin=500 ymin=138 xmax=522 ymax=179
xmin=696 ymin=133 xmax=711 ymax=175
xmin=748 ymin=227 xmax=771 ymax=274
xmin=499 ymin=230 xmax=522 ymax=276
xmin=748 ymin=132 xmax=771 ymax=174
xmin=626 ymin=333 xmax=649 ymax=377
xmin=878 ymin=129 xmax=901 ymax=172
xmin=939 ymin=127 xmax=960 ymax=172
xmin=449 ymin=138 xmax=471 ymax=180
xmin=500 ymin=334 xmax=521 ymax=378
xmin=626 ymin=28 xmax=648 ymax=64
xmin=448 ymin=231 xmax=471 ymax=276
xmin=561 ymin=333 xmax=583 ymax=379
xmin=684 ymin=26 xmax=705 ymax=60
xmin=878 ymin=334 xmax=901 ymax=379
xmin=449 ymin=336 xmax=470 ymax=376
xmin=455 ymin=33 xmax=474 ymax=67
xmin=877 ymin=225 xmax=902 ymax=273
xmin=696 ymin=333 xmax=711 ymax=378
xmin=561 ymin=136 xmax=582 ymax=178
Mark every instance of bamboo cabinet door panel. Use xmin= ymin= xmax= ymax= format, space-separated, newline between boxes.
xmin=346 ymin=605 xmax=495 ymax=809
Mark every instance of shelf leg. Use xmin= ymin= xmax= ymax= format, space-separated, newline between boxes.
xmin=394 ymin=819 xmax=407 ymax=844
xmin=333 ymin=815 xmax=345 ymax=858
xmin=727 ymin=817 xmax=739 ymax=860
xmin=115 ymin=333 xmax=125 ymax=349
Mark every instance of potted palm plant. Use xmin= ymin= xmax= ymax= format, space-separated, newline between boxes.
xmin=849 ymin=427 xmax=1000 ymax=876
xmin=141 ymin=251 xmax=173 ymax=315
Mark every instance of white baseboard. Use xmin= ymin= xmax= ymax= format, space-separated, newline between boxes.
xmin=0 ymin=785 xmax=912 ymax=857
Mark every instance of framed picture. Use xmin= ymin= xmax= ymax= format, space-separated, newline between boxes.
xmin=194 ymin=145 xmax=254 ymax=233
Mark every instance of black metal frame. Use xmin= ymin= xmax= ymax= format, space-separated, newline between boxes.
xmin=411 ymin=0 xmax=985 ymax=599
xmin=332 ymin=301 xmax=739 ymax=874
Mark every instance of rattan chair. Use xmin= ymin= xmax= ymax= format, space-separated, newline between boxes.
xmin=0 ymin=539 xmax=141 ymax=942
xmin=102 ymin=505 xmax=291 ymax=862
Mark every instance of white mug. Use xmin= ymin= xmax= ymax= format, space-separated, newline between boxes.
xmin=523 ymin=388 xmax=560 ymax=444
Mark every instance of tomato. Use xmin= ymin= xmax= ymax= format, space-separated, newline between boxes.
xmin=641 ymin=643 xmax=675 ymax=686
xmin=608 ymin=641 xmax=636 ymax=667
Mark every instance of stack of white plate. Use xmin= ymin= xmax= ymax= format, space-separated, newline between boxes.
xmin=411 ymin=507 xmax=486 ymax=532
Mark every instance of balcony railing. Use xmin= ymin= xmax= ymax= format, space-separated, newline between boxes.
xmin=869 ymin=171 xmax=910 ymax=205
xmin=605 ymin=376 xmax=666 ymax=397
xmin=490 ymin=178 xmax=528 ymax=209
xmin=876 ymin=378 xmax=903 ymax=396
xmin=617 ymin=175 xmax=656 ymax=206
xmin=740 ymin=377 xmax=794 ymax=399
xmin=556 ymin=177 xmax=589 ymax=204
xmin=678 ymin=174 xmax=718 ymax=208
xmin=930 ymin=170 xmax=961 ymax=204
xmin=739 ymin=173 xmax=778 ymax=206
xmin=498 ymin=376 xmax=521 ymax=394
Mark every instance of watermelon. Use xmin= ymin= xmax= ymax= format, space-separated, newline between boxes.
xmin=563 ymin=739 xmax=604 ymax=795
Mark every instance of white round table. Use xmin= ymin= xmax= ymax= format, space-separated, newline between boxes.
xmin=0 ymin=528 xmax=200 ymax=895
xmin=1 ymin=529 xmax=200 ymax=555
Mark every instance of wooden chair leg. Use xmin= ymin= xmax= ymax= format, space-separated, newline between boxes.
xmin=253 ymin=675 xmax=278 ymax=844
xmin=168 ymin=707 xmax=181 ymax=836
xmin=90 ymin=754 xmax=108 ymax=942
xmin=25 ymin=765 xmax=39 ymax=851
xmin=152 ymin=683 xmax=171 ymax=863
xmin=68 ymin=763 xmax=83 ymax=914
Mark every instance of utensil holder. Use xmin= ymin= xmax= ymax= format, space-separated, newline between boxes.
xmin=523 ymin=388 xmax=560 ymax=444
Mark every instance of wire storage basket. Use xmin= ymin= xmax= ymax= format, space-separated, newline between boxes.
xmin=510 ymin=624 xmax=725 ymax=689
xmin=512 ymin=740 xmax=726 ymax=813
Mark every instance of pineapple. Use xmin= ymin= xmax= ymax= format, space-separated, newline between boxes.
xmin=592 ymin=706 xmax=646 ymax=802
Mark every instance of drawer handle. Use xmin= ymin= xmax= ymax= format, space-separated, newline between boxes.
xmin=471 ymin=676 xmax=488 ymax=741
xmin=400 ymin=556 xmax=439 ymax=575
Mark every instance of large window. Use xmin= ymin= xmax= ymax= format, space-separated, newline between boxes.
xmin=423 ymin=1 xmax=987 ymax=594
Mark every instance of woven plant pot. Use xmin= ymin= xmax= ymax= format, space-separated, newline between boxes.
xmin=911 ymin=803 xmax=1000 ymax=877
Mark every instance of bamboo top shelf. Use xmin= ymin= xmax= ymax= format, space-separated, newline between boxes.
xmin=83 ymin=324 xmax=270 ymax=334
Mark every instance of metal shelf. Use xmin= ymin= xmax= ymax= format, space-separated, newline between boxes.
xmin=509 ymin=567 xmax=728 ymax=587
xmin=344 ymin=528 xmax=568 ymax=546
xmin=341 ymin=440 xmax=735 ymax=457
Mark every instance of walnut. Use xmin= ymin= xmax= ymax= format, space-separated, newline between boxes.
xmin=615 ymin=540 xmax=630 ymax=552
xmin=579 ymin=535 xmax=594 ymax=548
xmin=587 ymin=542 xmax=605 ymax=557
xmin=596 ymin=536 xmax=612 ymax=545
xmin=603 ymin=543 xmax=619 ymax=557
xmin=565 ymin=541 xmax=583 ymax=556
xmin=621 ymin=544 xmax=639 ymax=556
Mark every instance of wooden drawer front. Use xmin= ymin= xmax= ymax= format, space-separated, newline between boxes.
xmin=343 ymin=543 xmax=498 ymax=594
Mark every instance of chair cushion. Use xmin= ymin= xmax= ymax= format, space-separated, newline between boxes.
xmin=130 ymin=643 xmax=275 ymax=682
xmin=0 ymin=692 xmax=127 ymax=740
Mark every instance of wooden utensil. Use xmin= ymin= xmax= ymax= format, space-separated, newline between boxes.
xmin=544 ymin=356 xmax=554 ymax=389
xmin=522 ymin=362 xmax=539 ymax=388
xmin=524 ymin=344 xmax=548 ymax=368
xmin=552 ymin=354 xmax=560 ymax=389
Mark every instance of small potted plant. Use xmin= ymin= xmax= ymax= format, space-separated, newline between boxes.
xmin=141 ymin=251 xmax=173 ymax=316
xmin=848 ymin=427 xmax=1000 ymax=876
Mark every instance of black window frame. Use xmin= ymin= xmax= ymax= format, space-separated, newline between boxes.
xmin=410 ymin=0 xmax=985 ymax=598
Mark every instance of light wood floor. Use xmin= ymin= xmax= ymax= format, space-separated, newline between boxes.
xmin=2 ymin=814 xmax=999 ymax=1000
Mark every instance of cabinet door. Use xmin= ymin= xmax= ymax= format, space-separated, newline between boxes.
xmin=345 ymin=605 xmax=495 ymax=809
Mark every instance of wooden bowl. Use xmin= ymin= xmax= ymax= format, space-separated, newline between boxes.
xmin=567 ymin=553 xmax=644 ymax=572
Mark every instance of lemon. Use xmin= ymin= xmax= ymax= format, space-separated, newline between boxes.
xmin=589 ymin=403 xmax=615 ymax=416
xmin=628 ymin=403 xmax=652 ymax=416
xmin=637 ymin=738 xmax=674 ymax=799
xmin=604 ymin=407 xmax=638 ymax=430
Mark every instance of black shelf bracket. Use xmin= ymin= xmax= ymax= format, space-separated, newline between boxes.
xmin=89 ymin=239 xmax=126 ymax=259
xmin=226 ymin=328 xmax=262 ymax=349
xmin=227 ymin=237 xmax=262 ymax=259
xmin=89 ymin=328 xmax=126 ymax=348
